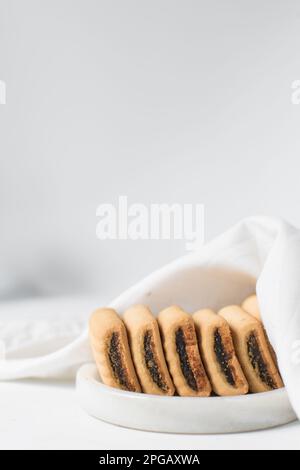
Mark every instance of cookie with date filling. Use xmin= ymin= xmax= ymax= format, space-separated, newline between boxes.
xmin=157 ymin=306 xmax=211 ymax=397
xmin=193 ymin=309 xmax=248 ymax=396
xmin=219 ymin=305 xmax=283 ymax=393
xmin=242 ymin=295 xmax=262 ymax=321
xmin=123 ymin=305 xmax=175 ymax=395
xmin=242 ymin=294 xmax=278 ymax=366
xmin=89 ymin=308 xmax=141 ymax=392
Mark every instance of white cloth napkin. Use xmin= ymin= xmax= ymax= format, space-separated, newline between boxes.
xmin=0 ymin=297 xmax=97 ymax=379
xmin=1 ymin=216 xmax=300 ymax=419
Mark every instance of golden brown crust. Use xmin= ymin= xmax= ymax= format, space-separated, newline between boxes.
xmin=219 ymin=305 xmax=283 ymax=393
xmin=242 ymin=295 xmax=261 ymax=321
xmin=242 ymin=294 xmax=278 ymax=366
xmin=89 ymin=308 xmax=141 ymax=392
xmin=123 ymin=305 xmax=175 ymax=395
xmin=157 ymin=306 xmax=211 ymax=397
xmin=193 ymin=309 xmax=248 ymax=396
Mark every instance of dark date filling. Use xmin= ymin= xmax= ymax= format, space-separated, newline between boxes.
xmin=247 ymin=332 xmax=276 ymax=389
xmin=214 ymin=329 xmax=235 ymax=386
xmin=108 ymin=332 xmax=134 ymax=391
xmin=175 ymin=328 xmax=198 ymax=391
xmin=144 ymin=331 xmax=169 ymax=392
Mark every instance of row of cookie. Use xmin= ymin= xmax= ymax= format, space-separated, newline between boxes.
xmin=89 ymin=295 xmax=283 ymax=397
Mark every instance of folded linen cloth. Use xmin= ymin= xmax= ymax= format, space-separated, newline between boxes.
xmin=0 ymin=216 xmax=300 ymax=419
xmin=0 ymin=297 xmax=97 ymax=379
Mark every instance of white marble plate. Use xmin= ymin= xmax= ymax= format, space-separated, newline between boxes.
xmin=76 ymin=363 xmax=296 ymax=434
xmin=77 ymin=257 xmax=298 ymax=433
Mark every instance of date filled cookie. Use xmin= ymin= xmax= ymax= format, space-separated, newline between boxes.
xmin=123 ymin=305 xmax=175 ymax=395
xmin=193 ymin=309 xmax=248 ymax=396
xmin=219 ymin=305 xmax=283 ymax=393
xmin=242 ymin=294 xmax=261 ymax=321
xmin=89 ymin=308 xmax=141 ymax=392
xmin=157 ymin=306 xmax=211 ymax=397
xmin=242 ymin=294 xmax=278 ymax=366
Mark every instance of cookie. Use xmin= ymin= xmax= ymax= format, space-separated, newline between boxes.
xmin=219 ymin=305 xmax=283 ymax=393
xmin=242 ymin=294 xmax=278 ymax=365
xmin=89 ymin=308 xmax=141 ymax=392
xmin=193 ymin=309 xmax=248 ymax=396
xmin=242 ymin=294 xmax=261 ymax=321
xmin=157 ymin=306 xmax=211 ymax=397
xmin=123 ymin=305 xmax=175 ymax=395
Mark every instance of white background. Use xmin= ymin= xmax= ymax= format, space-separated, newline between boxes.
xmin=1 ymin=0 xmax=300 ymax=300
xmin=1 ymin=1 xmax=300 ymax=450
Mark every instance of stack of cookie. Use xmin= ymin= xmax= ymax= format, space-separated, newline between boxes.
xmin=89 ymin=295 xmax=283 ymax=397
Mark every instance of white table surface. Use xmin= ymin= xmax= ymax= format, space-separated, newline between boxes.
xmin=0 ymin=379 xmax=299 ymax=450
xmin=0 ymin=297 xmax=299 ymax=450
